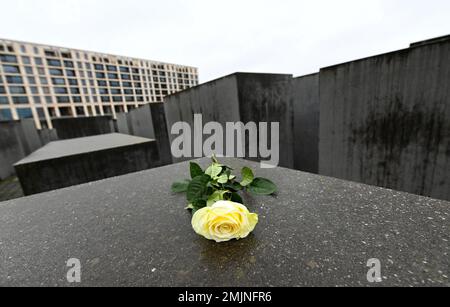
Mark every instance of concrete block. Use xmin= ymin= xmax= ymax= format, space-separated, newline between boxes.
xmin=52 ymin=116 xmax=114 ymax=140
xmin=14 ymin=133 xmax=160 ymax=195
xmin=1 ymin=157 xmax=449 ymax=286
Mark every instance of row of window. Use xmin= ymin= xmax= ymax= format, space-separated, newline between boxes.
xmin=1 ymin=54 xmax=197 ymax=80
xmin=0 ymin=94 xmax=157 ymax=105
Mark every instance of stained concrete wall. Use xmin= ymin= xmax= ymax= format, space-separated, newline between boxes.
xmin=149 ymin=103 xmax=173 ymax=166
xmin=0 ymin=119 xmax=55 ymax=180
xmin=292 ymin=74 xmax=320 ymax=173
xmin=164 ymin=73 xmax=295 ymax=168
xmin=52 ymin=116 xmax=114 ymax=140
xmin=126 ymin=105 xmax=156 ymax=139
xmin=319 ymin=38 xmax=450 ymax=201
xmin=114 ymin=104 xmax=172 ymax=166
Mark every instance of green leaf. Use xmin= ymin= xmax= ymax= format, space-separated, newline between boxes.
xmin=187 ymin=175 xmax=211 ymax=203
xmin=240 ymin=167 xmax=255 ymax=187
xmin=205 ymin=163 xmax=223 ymax=179
xmin=217 ymin=174 xmax=229 ymax=184
xmin=224 ymin=182 xmax=243 ymax=192
xmin=190 ymin=162 xmax=204 ymax=179
xmin=171 ymin=180 xmax=191 ymax=193
xmin=230 ymin=192 xmax=244 ymax=204
xmin=248 ymin=178 xmax=277 ymax=195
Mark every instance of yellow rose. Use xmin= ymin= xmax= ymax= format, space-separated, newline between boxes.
xmin=192 ymin=201 xmax=258 ymax=243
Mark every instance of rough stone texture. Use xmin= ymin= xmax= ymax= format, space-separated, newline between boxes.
xmin=292 ymin=74 xmax=320 ymax=173
xmin=164 ymin=73 xmax=294 ymax=168
xmin=0 ymin=120 xmax=49 ymax=180
xmin=52 ymin=116 xmax=114 ymax=140
xmin=0 ymin=157 xmax=449 ymax=287
xmin=319 ymin=37 xmax=450 ymax=201
xmin=126 ymin=105 xmax=156 ymax=140
xmin=149 ymin=103 xmax=173 ymax=166
xmin=115 ymin=104 xmax=172 ymax=166
xmin=0 ymin=176 xmax=23 ymax=202
xmin=14 ymin=133 xmax=160 ymax=196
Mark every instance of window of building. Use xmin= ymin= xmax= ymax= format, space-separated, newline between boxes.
xmin=97 ymin=80 xmax=107 ymax=87
xmin=33 ymin=96 xmax=42 ymax=104
xmin=40 ymin=77 xmax=48 ymax=85
xmin=49 ymin=68 xmax=64 ymax=76
xmin=68 ymin=79 xmax=78 ymax=86
xmin=45 ymin=96 xmax=52 ymax=103
xmin=47 ymin=59 xmax=62 ymax=67
xmin=36 ymin=107 xmax=45 ymax=118
xmin=28 ymin=77 xmax=36 ymax=84
xmin=107 ymin=65 xmax=117 ymax=72
xmin=119 ymin=66 xmax=129 ymax=73
xmin=33 ymin=47 xmax=39 ymax=55
xmin=56 ymin=96 xmax=70 ymax=103
xmin=66 ymin=70 xmax=76 ymax=77
xmin=52 ymin=78 xmax=65 ymax=85
xmin=54 ymin=87 xmax=68 ymax=94
xmin=94 ymin=64 xmax=104 ymax=70
xmin=109 ymin=81 xmax=120 ymax=87
xmin=22 ymin=56 xmax=31 ymax=64
xmin=2 ymin=65 xmax=20 ymax=74
xmin=96 ymin=72 xmax=105 ymax=79
xmin=45 ymin=50 xmax=57 ymax=57
xmin=108 ymin=73 xmax=119 ymax=79
xmin=6 ymin=76 xmax=23 ymax=84
xmin=12 ymin=96 xmax=29 ymax=104
xmin=25 ymin=66 xmax=34 ymax=74
xmin=0 ymin=108 xmax=13 ymax=120
xmin=99 ymin=88 xmax=109 ymax=95
xmin=76 ymin=107 xmax=84 ymax=116
xmin=121 ymin=74 xmax=131 ymax=80
xmin=38 ymin=67 xmax=46 ymax=75
xmin=64 ymin=61 xmax=74 ymax=68
xmin=17 ymin=108 xmax=33 ymax=119
xmin=0 ymin=86 xmax=5 ymax=94
xmin=111 ymin=88 xmax=121 ymax=95
xmin=72 ymin=96 xmax=82 ymax=103
xmin=0 ymin=54 xmax=18 ymax=63
xmin=70 ymin=88 xmax=80 ymax=94
xmin=30 ymin=87 xmax=39 ymax=94
xmin=9 ymin=86 xmax=26 ymax=94
xmin=0 ymin=96 xmax=9 ymax=104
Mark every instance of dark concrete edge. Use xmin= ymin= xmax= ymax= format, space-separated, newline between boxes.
xmin=13 ymin=138 xmax=157 ymax=166
xmin=163 ymin=72 xmax=295 ymax=100
xmin=320 ymin=36 xmax=450 ymax=72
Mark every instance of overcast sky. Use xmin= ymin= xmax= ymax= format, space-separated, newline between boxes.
xmin=1 ymin=0 xmax=449 ymax=82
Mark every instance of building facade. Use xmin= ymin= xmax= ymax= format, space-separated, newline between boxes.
xmin=0 ymin=39 xmax=199 ymax=129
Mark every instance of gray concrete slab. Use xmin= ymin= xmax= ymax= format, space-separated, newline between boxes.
xmin=14 ymin=133 xmax=161 ymax=195
xmin=1 ymin=158 xmax=449 ymax=287
xmin=15 ymin=133 xmax=154 ymax=165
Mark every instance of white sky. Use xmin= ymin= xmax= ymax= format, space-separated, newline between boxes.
xmin=1 ymin=0 xmax=449 ymax=82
